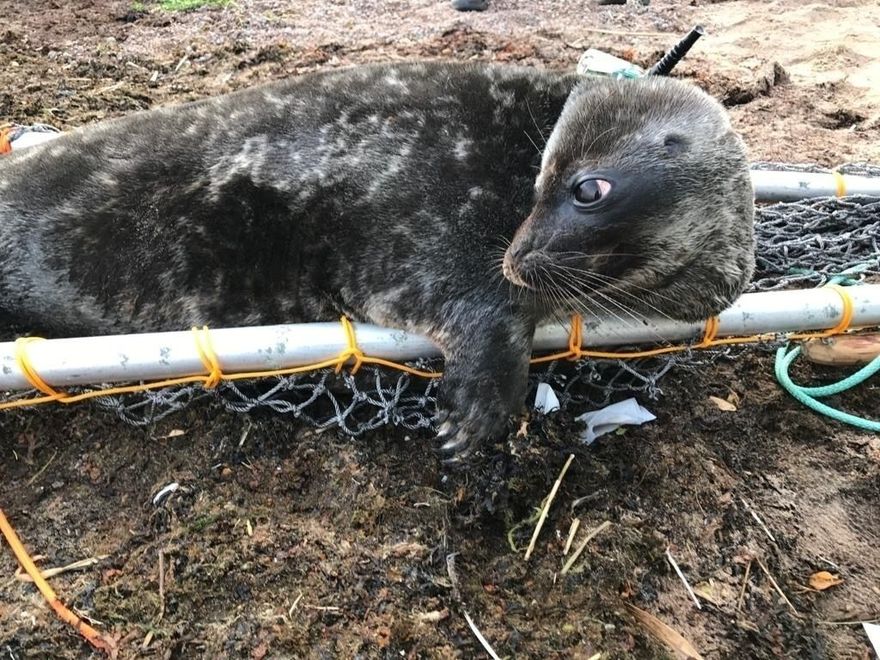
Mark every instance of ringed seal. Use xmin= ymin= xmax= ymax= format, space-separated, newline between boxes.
xmin=0 ymin=61 xmax=755 ymax=463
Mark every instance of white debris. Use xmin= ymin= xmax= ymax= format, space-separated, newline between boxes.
xmin=12 ymin=130 xmax=61 ymax=150
xmin=7 ymin=124 xmax=62 ymax=151
xmin=576 ymin=398 xmax=656 ymax=444
xmin=864 ymin=623 xmax=880 ymax=655
xmin=152 ymin=482 xmax=180 ymax=506
xmin=534 ymin=382 xmax=560 ymax=413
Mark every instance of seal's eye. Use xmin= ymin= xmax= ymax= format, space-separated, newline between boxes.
xmin=572 ymin=178 xmax=612 ymax=208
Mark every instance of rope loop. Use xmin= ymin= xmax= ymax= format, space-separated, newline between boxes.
xmin=13 ymin=337 xmax=63 ymax=397
xmin=823 ymin=284 xmax=854 ymax=336
xmin=567 ymin=314 xmax=584 ymax=359
xmin=336 ymin=317 xmax=365 ymax=374
xmin=699 ymin=316 xmax=721 ymax=348
xmin=831 ymin=169 xmax=847 ymax=197
xmin=192 ymin=326 xmax=224 ymax=388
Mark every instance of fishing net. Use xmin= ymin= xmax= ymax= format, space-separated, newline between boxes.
xmin=4 ymin=166 xmax=880 ymax=434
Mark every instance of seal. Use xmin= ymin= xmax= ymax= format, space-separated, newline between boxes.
xmin=0 ymin=61 xmax=754 ymax=463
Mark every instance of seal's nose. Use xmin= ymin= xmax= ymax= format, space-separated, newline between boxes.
xmin=503 ymin=242 xmax=547 ymax=289
xmin=502 ymin=243 xmax=529 ymax=287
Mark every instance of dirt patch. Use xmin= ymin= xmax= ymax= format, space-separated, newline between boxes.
xmin=1 ymin=1 xmax=879 ymax=658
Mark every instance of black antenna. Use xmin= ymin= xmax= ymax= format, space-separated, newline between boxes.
xmin=648 ymin=25 xmax=705 ymax=76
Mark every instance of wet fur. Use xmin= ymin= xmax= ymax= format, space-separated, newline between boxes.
xmin=0 ymin=62 xmax=754 ymax=463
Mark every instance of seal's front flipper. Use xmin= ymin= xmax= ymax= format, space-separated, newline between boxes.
xmin=431 ymin=312 xmax=533 ymax=467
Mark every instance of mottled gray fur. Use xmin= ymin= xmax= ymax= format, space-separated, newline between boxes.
xmin=0 ymin=62 xmax=754 ymax=463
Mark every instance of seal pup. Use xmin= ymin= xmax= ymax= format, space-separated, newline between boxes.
xmin=0 ymin=62 xmax=755 ymax=463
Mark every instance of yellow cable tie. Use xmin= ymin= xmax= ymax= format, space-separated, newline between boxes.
xmin=336 ymin=317 xmax=365 ymax=374
xmin=192 ymin=326 xmax=224 ymax=388
xmin=832 ymin=169 xmax=847 ymax=198
xmin=13 ymin=337 xmax=63 ymax=397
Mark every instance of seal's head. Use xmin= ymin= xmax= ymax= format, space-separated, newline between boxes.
xmin=502 ymin=75 xmax=754 ymax=323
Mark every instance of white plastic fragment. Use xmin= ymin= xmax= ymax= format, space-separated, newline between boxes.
xmin=11 ymin=130 xmax=61 ymax=150
xmin=576 ymin=398 xmax=656 ymax=444
xmin=152 ymin=482 xmax=180 ymax=506
xmin=864 ymin=623 xmax=880 ymax=655
xmin=534 ymin=383 xmax=560 ymax=413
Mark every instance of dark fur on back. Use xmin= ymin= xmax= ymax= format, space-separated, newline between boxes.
xmin=0 ymin=62 xmax=754 ymax=463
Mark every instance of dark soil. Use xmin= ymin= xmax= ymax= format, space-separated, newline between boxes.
xmin=1 ymin=1 xmax=879 ymax=658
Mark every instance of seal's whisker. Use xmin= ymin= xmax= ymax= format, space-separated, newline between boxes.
xmin=581 ymin=125 xmax=617 ymax=159
xmin=551 ymin=276 xmax=637 ymax=331
xmin=522 ymin=129 xmax=543 ymax=157
xmin=551 ymin=262 xmax=682 ymax=310
xmin=555 ymin=251 xmax=643 ymax=260
xmin=550 ymin=268 xmax=646 ymax=329
xmin=525 ymin=98 xmax=549 ymax=146
xmin=550 ymin=264 xmax=685 ymax=342
xmin=555 ymin=267 xmax=678 ymax=325
xmin=550 ymin=271 xmax=676 ymax=344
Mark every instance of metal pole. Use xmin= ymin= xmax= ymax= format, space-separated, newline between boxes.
xmin=750 ymin=170 xmax=880 ymax=202
xmin=2 ymin=285 xmax=879 ymax=392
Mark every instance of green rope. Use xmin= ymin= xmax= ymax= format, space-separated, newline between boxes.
xmin=774 ymin=268 xmax=880 ymax=432
xmin=774 ymin=345 xmax=880 ymax=432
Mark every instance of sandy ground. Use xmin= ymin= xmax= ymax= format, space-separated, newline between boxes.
xmin=1 ymin=1 xmax=879 ymax=658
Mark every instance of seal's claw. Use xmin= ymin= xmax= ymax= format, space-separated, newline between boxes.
xmin=439 ymin=432 xmax=469 ymax=454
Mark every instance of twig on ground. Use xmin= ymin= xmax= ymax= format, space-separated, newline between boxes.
xmin=561 ymin=520 xmax=612 ymax=575
xmin=303 ymin=605 xmax=341 ymax=612
xmin=817 ymin=617 xmax=880 ymax=626
xmin=666 ymin=548 xmax=701 ymax=609
xmin=288 ymin=591 xmax=304 ymax=617
xmin=156 ymin=549 xmax=166 ymax=623
xmin=565 ymin=28 xmax=671 ymax=44
xmin=754 ymin=555 xmax=800 ymax=618
xmin=446 ymin=552 xmax=462 ymax=602
xmin=740 ymin=497 xmax=777 ymax=543
xmin=563 ymin=518 xmax=580 ymax=556
xmin=525 ymin=454 xmax=575 ymax=561
xmin=15 ymin=555 xmax=107 ymax=582
xmin=463 ymin=611 xmax=501 ymax=660
xmin=736 ymin=559 xmax=752 ymax=613
xmin=26 ymin=450 xmax=57 ymax=486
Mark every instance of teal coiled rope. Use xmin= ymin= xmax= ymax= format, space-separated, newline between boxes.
xmin=775 ymin=345 xmax=880 ymax=431
xmin=774 ymin=269 xmax=880 ymax=432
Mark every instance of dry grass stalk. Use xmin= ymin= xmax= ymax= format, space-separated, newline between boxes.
xmin=525 ymin=454 xmax=575 ymax=561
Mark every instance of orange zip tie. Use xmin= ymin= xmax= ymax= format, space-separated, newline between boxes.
xmin=0 ymin=507 xmax=116 ymax=655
